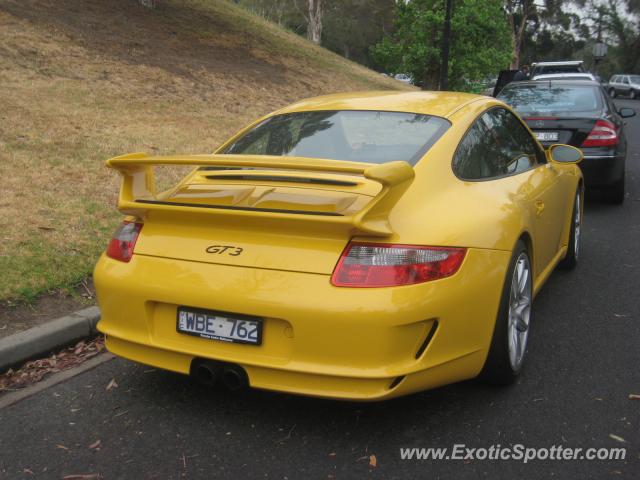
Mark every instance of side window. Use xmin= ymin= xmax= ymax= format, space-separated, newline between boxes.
xmin=622 ymin=76 xmax=630 ymax=85
xmin=453 ymin=108 xmax=543 ymax=180
xmin=601 ymin=88 xmax=616 ymax=114
xmin=612 ymin=76 xmax=618 ymax=83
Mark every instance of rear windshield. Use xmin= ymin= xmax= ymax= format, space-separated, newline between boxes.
xmin=223 ymin=110 xmax=450 ymax=165
xmin=498 ymin=85 xmax=602 ymax=117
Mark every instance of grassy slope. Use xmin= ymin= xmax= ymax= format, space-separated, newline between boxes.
xmin=0 ymin=0 xmax=412 ymax=302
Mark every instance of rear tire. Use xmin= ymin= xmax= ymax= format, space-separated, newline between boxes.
xmin=603 ymin=173 xmax=625 ymax=204
xmin=558 ymin=188 xmax=582 ymax=270
xmin=609 ymin=88 xmax=616 ymax=98
xmin=480 ymin=240 xmax=532 ymax=385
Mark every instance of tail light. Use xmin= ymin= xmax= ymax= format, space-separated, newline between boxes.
xmin=106 ymin=221 xmax=143 ymax=262
xmin=331 ymin=243 xmax=466 ymax=287
xmin=581 ymin=119 xmax=618 ymax=147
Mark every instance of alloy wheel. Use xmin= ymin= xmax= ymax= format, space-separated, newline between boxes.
xmin=507 ymin=253 xmax=532 ymax=371
xmin=574 ymin=191 xmax=581 ymax=260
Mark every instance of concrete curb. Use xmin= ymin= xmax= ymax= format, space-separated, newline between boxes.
xmin=0 ymin=306 xmax=101 ymax=372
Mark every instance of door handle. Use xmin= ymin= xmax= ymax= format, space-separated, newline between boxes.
xmin=535 ymin=200 xmax=545 ymax=217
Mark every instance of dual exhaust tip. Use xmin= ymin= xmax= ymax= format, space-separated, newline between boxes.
xmin=190 ymin=359 xmax=249 ymax=391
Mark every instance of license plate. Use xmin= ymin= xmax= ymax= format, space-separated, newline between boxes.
xmin=177 ymin=307 xmax=262 ymax=345
xmin=534 ymin=131 xmax=559 ymax=142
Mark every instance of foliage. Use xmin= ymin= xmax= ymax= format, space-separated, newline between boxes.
xmin=322 ymin=0 xmax=396 ymax=65
xmin=371 ymin=0 xmax=512 ymax=90
xmin=521 ymin=27 xmax=587 ymax=65
xmin=590 ymin=0 xmax=640 ymax=75
xmin=238 ymin=0 xmax=395 ymax=67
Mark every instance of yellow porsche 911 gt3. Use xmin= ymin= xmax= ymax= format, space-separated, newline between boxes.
xmin=94 ymin=91 xmax=584 ymax=400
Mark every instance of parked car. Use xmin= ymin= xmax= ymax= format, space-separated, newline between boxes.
xmin=608 ymin=74 xmax=640 ymax=99
xmin=480 ymin=76 xmax=498 ymax=96
xmin=530 ymin=60 xmax=585 ymax=78
xmin=497 ymin=80 xmax=635 ymax=203
xmin=95 ymin=92 xmax=585 ymax=400
xmin=532 ymin=73 xmax=597 ymax=82
xmin=394 ymin=73 xmax=413 ymax=84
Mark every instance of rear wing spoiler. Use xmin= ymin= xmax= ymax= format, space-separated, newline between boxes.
xmin=106 ymin=153 xmax=415 ymax=236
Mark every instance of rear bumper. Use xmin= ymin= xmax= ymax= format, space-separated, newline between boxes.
xmin=579 ymin=150 xmax=625 ymax=188
xmin=94 ymin=248 xmax=510 ymax=400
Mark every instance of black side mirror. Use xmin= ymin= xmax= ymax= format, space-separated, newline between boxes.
xmin=619 ymin=108 xmax=636 ymax=118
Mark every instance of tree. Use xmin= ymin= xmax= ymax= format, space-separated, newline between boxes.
xmin=322 ymin=0 xmax=395 ymax=65
xmin=307 ymin=0 xmax=323 ymax=43
xmin=503 ymin=1 xmax=584 ymax=68
xmin=293 ymin=0 xmax=324 ymax=44
xmin=518 ymin=3 xmax=587 ymax=66
xmin=504 ymin=0 xmax=536 ymax=68
xmin=371 ymin=0 xmax=512 ymax=90
xmin=588 ymin=0 xmax=640 ymax=74
xmin=238 ymin=0 xmax=394 ymax=64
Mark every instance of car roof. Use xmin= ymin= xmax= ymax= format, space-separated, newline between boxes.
xmin=501 ymin=79 xmax=600 ymax=89
xmin=274 ymin=91 xmax=485 ymax=119
xmin=532 ymin=73 xmax=595 ymax=80
xmin=531 ymin=60 xmax=584 ymax=66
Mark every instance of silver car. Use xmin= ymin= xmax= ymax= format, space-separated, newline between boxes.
xmin=608 ymin=74 xmax=640 ymax=99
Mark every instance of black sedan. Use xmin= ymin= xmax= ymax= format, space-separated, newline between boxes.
xmin=497 ymin=80 xmax=635 ymax=203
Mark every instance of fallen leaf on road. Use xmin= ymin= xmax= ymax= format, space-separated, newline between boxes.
xmin=74 ymin=341 xmax=86 ymax=355
xmin=106 ymin=378 xmax=118 ymax=391
xmin=56 ymin=444 xmax=70 ymax=451
xmin=22 ymin=469 xmax=34 ymax=475
xmin=328 ymin=452 xmax=336 ymax=457
xmin=0 ymin=337 xmax=105 ymax=392
xmin=609 ymin=434 xmax=626 ymax=443
xmin=369 ymin=454 xmax=377 ymax=468
xmin=629 ymin=394 xmax=640 ymax=400
xmin=88 ymin=440 xmax=101 ymax=450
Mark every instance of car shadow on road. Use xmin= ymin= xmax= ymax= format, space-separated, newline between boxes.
xmin=124 ymin=361 xmax=522 ymax=445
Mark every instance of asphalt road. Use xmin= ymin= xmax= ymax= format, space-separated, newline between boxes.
xmin=1 ymin=100 xmax=639 ymax=480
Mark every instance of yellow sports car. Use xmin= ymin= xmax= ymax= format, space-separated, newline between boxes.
xmin=94 ymin=91 xmax=584 ymax=400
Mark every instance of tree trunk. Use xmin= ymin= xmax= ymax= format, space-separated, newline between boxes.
xmin=505 ymin=0 xmax=531 ymax=70
xmin=511 ymin=33 xmax=521 ymax=69
xmin=421 ymin=70 xmax=440 ymax=90
xmin=307 ymin=0 xmax=323 ymax=44
xmin=439 ymin=0 xmax=453 ymax=90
